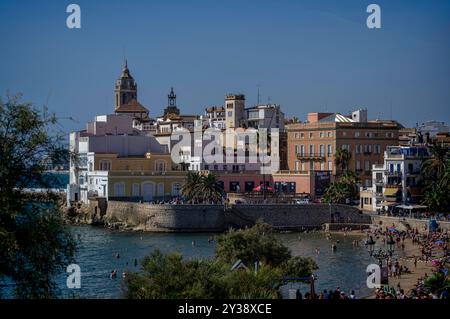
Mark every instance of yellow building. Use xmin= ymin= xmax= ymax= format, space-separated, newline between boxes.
xmin=86 ymin=152 xmax=186 ymax=201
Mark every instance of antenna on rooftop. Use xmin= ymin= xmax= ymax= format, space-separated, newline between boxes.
xmin=257 ymin=84 xmax=260 ymax=106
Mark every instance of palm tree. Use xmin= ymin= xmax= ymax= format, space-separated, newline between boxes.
xmin=181 ymin=171 xmax=203 ymax=203
xmin=334 ymin=148 xmax=351 ymax=174
xmin=182 ymin=172 xmax=223 ymax=203
xmin=199 ymin=173 xmax=223 ymax=203
xmin=421 ymin=143 xmax=449 ymax=181
xmin=420 ymin=144 xmax=450 ymax=213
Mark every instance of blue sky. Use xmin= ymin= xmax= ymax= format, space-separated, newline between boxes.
xmin=1 ymin=0 xmax=449 ymax=132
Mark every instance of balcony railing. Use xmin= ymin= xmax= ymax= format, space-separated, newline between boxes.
xmin=385 ymin=171 xmax=402 ymax=177
xmin=296 ymin=153 xmax=326 ymax=160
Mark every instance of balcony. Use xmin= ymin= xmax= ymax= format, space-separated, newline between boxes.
xmin=385 ymin=171 xmax=402 ymax=177
xmin=296 ymin=153 xmax=325 ymax=161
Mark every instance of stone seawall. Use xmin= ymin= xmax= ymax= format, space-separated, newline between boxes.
xmin=371 ymin=215 xmax=450 ymax=234
xmin=104 ymin=201 xmax=371 ymax=232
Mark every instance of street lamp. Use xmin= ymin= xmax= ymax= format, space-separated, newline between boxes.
xmin=372 ymin=249 xmax=390 ymax=268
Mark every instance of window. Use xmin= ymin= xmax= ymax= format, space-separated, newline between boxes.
xmin=309 ymin=132 xmax=313 ymax=139
xmin=157 ymin=183 xmax=164 ymax=196
xmin=132 ymin=183 xmax=140 ymax=197
xmin=300 ymin=145 xmax=305 ymax=155
xmin=375 ymin=145 xmax=381 ymax=154
xmin=295 ymin=161 xmax=301 ymax=171
xmin=171 ymin=183 xmax=181 ymax=196
xmin=356 ymin=144 xmax=361 ymax=154
xmin=386 ymin=132 xmax=394 ymax=138
xmin=319 ymin=145 xmax=325 ymax=156
xmin=230 ymin=182 xmax=240 ymax=192
xmin=244 ymin=181 xmax=255 ymax=192
xmin=327 ymin=132 xmax=332 ymax=137
xmin=327 ymin=144 xmax=332 ymax=156
xmin=300 ymin=133 xmax=304 ymax=138
xmin=309 ymin=144 xmax=314 ymax=154
xmin=328 ymin=161 xmax=333 ymax=171
xmin=356 ymin=161 xmax=361 ymax=170
xmin=309 ymin=160 xmax=314 ymax=171
xmin=155 ymin=160 xmax=166 ymax=172
xmin=114 ymin=183 xmax=125 ymax=197
xmin=99 ymin=160 xmax=111 ymax=171
xmin=295 ymin=145 xmax=299 ymax=154
xmin=365 ymin=160 xmax=370 ymax=171
xmin=319 ymin=132 xmax=324 ymax=138
xmin=320 ymin=162 xmax=325 ymax=170
xmin=355 ymin=132 xmax=360 ymax=137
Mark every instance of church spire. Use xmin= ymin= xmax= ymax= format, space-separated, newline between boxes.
xmin=115 ymin=61 xmax=137 ymax=110
xmin=164 ymin=87 xmax=180 ymax=117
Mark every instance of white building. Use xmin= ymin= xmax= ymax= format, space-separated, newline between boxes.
xmin=368 ymin=146 xmax=429 ymax=211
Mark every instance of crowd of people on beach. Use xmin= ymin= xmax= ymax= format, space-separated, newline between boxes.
xmin=368 ymin=225 xmax=449 ymax=299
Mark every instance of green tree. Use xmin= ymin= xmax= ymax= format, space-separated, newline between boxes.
xmin=323 ymin=171 xmax=360 ymax=204
xmin=181 ymin=171 xmax=203 ymax=202
xmin=182 ymin=171 xmax=223 ymax=203
xmin=421 ymin=143 xmax=450 ymax=213
xmin=199 ymin=173 xmax=223 ymax=203
xmin=423 ymin=272 xmax=450 ymax=295
xmin=124 ymin=222 xmax=318 ymax=299
xmin=215 ymin=221 xmax=291 ymax=266
xmin=334 ymin=148 xmax=351 ymax=174
xmin=0 ymin=93 xmax=76 ymax=298
xmin=421 ymin=144 xmax=449 ymax=181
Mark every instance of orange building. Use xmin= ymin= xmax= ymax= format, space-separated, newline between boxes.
xmin=286 ymin=110 xmax=403 ymax=187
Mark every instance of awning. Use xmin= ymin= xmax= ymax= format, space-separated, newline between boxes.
xmin=384 ymin=188 xmax=400 ymax=196
xmin=396 ymin=204 xmax=427 ymax=210
xmin=380 ymin=202 xmax=398 ymax=206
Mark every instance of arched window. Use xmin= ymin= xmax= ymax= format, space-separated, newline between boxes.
xmin=114 ymin=183 xmax=125 ymax=197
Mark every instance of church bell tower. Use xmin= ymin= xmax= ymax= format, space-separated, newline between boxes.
xmin=114 ymin=60 xmax=138 ymax=111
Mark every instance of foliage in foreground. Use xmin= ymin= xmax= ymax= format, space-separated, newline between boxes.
xmin=124 ymin=222 xmax=318 ymax=299
xmin=0 ymin=93 xmax=76 ymax=298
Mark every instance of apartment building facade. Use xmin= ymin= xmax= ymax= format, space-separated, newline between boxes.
xmin=286 ymin=110 xmax=402 ymax=187
xmin=361 ymin=146 xmax=429 ymax=212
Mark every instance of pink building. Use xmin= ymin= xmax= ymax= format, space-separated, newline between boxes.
xmin=214 ymin=171 xmax=330 ymax=198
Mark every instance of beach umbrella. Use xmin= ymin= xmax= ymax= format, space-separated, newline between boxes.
xmin=252 ymin=185 xmax=273 ymax=192
xmin=431 ymin=259 xmax=441 ymax=267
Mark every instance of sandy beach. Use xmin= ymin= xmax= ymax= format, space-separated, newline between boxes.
xmin=368 ymin=237 xmax=435 ymax=298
